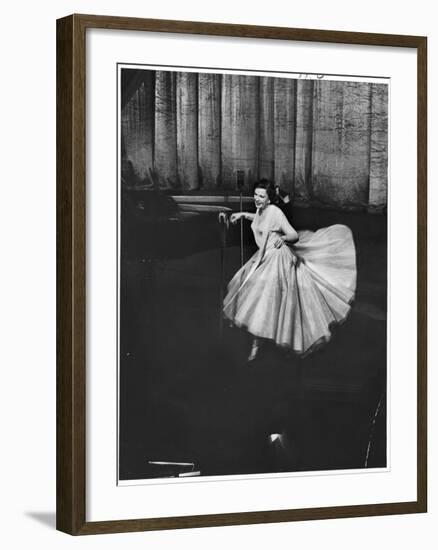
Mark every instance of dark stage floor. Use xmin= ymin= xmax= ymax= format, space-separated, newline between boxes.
xmin=119 ymin=208 xmax=387 ymax=480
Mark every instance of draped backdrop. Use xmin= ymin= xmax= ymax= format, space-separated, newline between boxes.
xmin=121 ymin=69 xmax=388 ymax=211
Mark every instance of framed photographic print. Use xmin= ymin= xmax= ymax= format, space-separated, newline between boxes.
xmin=56 ymin=14 xmax=427 ymax=535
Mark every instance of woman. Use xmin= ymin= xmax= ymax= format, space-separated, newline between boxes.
xmin=223 ymin=180 xmax=356 ymax=360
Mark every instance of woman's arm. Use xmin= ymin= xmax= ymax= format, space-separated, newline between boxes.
xmin=230 ymin=212 xmax=255 ymax=224
xmin=273 ymin=211 xmax=299 ymax=248
xmin=280 ymin=227 xmax=299 ymax=244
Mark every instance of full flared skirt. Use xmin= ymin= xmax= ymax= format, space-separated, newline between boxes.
xmin=223 ymin=225 xmax=357 ymax=355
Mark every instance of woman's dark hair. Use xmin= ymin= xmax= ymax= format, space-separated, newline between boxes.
xmin=253 ymin=179 xmax=277 ymax=203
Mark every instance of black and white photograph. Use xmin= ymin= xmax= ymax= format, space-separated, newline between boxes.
xmin=118 ymin=66 xmax=388 ymax=482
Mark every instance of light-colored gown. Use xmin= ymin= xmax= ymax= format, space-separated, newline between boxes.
xmin=223 ymin=205 xmax=357 ymax=356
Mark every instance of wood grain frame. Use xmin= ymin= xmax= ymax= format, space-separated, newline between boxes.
xmin=56 ymin=13 xmax=427 ymax=535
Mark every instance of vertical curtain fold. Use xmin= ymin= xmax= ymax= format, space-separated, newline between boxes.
xmin=176 ymin=72 xmax=198 ymax=190
xmin=294 ymin=80 xmax=314 ymax=202
xmin=312 ymin=81 xmax=372 ymax=207
xmin=154 ymin=71 xmax=177 ymax=188
xmin=368 ymin=84 xmax=388 ymax=212
xmin=258 ymin=77 xmax=275 ymax=182
xmin=221 ymin=75 xmax=259 ymax=191
xmin=273 ymin=78 xmax=297 ymax=196
xmin=198 ymin=74 xmax=221 ymax=189
xmin=121 ymin=70 xmax=155 ymax=187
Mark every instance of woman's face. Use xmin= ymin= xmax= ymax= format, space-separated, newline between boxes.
xmin=254 ymin=188 xmax=270 ymax=210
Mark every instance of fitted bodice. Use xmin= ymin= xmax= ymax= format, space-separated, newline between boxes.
xmin=251 ymin=205 xmax=284 ymax=250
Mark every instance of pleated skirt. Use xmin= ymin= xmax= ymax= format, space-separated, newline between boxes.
xmin=223 ymin=225 xmax=357 ymax=355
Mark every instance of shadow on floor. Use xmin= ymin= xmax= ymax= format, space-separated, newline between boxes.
xmin=25 ymin=512 xmax=56 ymax=529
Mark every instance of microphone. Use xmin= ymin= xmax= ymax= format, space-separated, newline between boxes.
xmin=236 ymin=170 xmax=245 ymax=192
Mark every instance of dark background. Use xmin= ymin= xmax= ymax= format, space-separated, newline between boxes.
xmin=119 ymin=199 xmax=387 ymax=480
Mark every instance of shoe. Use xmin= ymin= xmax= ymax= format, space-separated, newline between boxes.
xmin=248 ymin=339 xmax=259 ymax=362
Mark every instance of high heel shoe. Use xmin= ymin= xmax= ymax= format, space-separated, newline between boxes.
xmin=248 ymin=338 xmax=259 ymax=362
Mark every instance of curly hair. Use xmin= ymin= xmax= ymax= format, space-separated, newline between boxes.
xmin=252 ymin=179 xmax=277 ymax=203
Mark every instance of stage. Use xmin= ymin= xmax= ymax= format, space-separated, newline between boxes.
xmin=119 ymin=206 xmax=387 ymax=480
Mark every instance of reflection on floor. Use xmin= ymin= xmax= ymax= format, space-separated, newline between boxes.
xmin=119 ymin=209 xmax=387 ymax=480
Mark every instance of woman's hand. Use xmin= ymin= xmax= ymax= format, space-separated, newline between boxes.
xmin=274 ymin=236 xmax=285 ymax=248
xmin=230 ymin=213 xmax=242 ymax=224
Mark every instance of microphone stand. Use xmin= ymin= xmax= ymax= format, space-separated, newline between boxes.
xmin=236 ymin=171 xmax=245 ymax=268
xmin=217 ymin=171 xmax=245 ymax=338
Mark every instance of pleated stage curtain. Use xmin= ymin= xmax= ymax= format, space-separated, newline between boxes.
xmin=121 ymin=68 xmax=388 ymax=212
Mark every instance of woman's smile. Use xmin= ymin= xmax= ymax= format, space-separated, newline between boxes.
xmin=254 ymin=188 xmax=269 ymax=210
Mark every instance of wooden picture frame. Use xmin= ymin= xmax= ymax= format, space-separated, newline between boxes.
xmin=56 ymin=13 xmax=427 ymax=535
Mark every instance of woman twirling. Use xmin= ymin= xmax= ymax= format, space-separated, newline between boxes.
xmin=223 ymin=180 xmax=357 ymax=360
